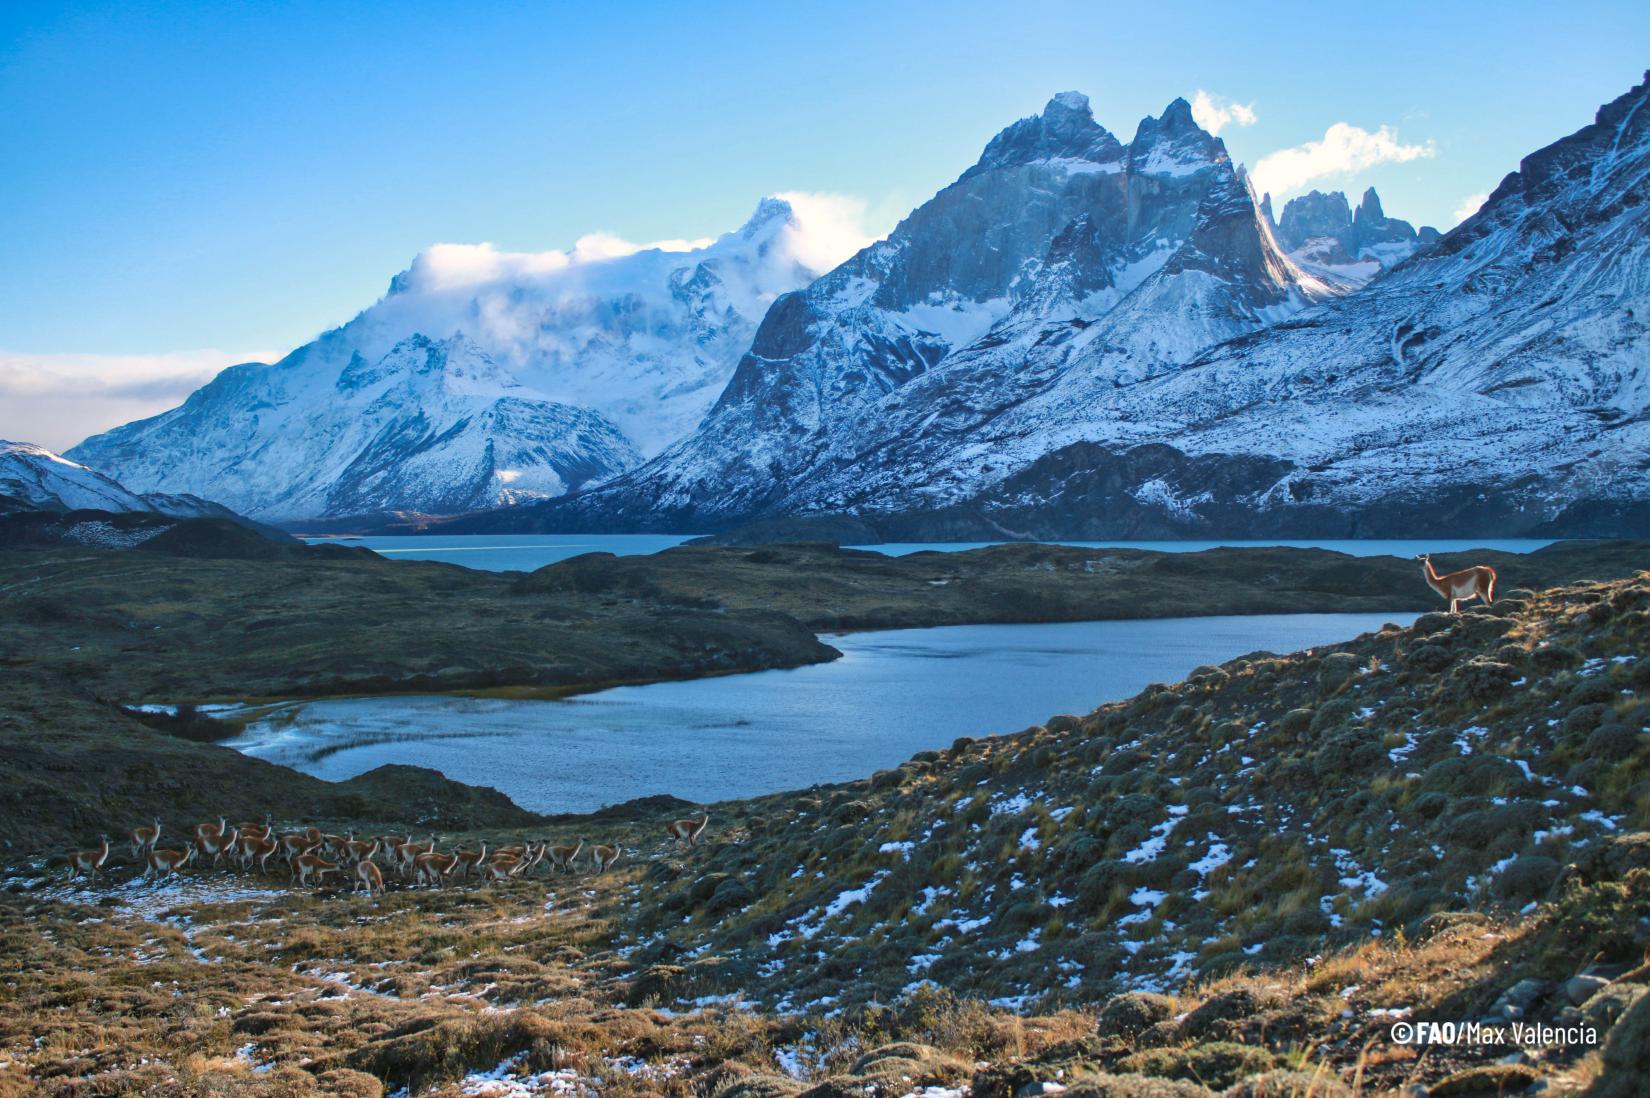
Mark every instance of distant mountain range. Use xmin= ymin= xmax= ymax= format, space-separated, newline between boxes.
xmin=1267 ymin=186 xmax=1440 ymax=289
xmin=67 ymin=75 xmax=1650 ymax=538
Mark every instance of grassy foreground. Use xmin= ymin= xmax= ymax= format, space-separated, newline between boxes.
xmin=1 ymin=569 xmax=1647 ymax=1094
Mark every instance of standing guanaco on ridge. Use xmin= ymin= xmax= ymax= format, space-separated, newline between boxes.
xmin=666 ymin=813 xmax=710 ymax=848
xmin=129 ymin=818 xmax=162 ymax=860
xmin=589 ymin=844 xmax=621 ymax=872
xmin=67 ymin=836 xmax=111 ymax=880
xmin=1417 ymin=553 xmax=1497 ymax=614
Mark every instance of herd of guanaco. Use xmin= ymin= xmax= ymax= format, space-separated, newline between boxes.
xmin=63 ymin=811 xmax=712 ymax=894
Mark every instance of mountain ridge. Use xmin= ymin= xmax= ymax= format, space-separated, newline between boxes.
xmin=67 ymin=197 xmax=853 ymax=520
xmin=457 ymin=74 xmax=1650 ymax=540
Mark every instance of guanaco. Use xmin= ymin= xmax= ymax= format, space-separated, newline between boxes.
xmin=193 ymin=816 xmax=227 ymax=843
xmin=452 ymin=842 xmax=488 ymax=878
xmin=241 ymin=832 xmax=281 ymax=874
xmin=129 ymin=818 xmax=162 ymax=860
xmin=666 ymin=814 xmax=710 ymax=848
xmin=482 ymin=848 xmax=538 ymax=882
xmin=1417 ymin=553 xmax=1497 ymax=615
xmin=144 ymin=846 xmax=195 ymax=881
xmin=280 ymin=831 xmax=318 ymax=862
xmin=293 ymin=853 xmax=341 ymax=888
xmin=414 ymin=850 xmax=460 ymax=888
xmin=547 ymin=839 xmax=584 ymax=874
xmin=353 ymin=858 xmax=385 ymax=897
xmin=67 ymin=836 xmax=110 ymax=880
xmin=196 ymin=825 xmax=239 ymax=867
xmin=589 ymin=844 xmax=621 ymax=872
xmin=343 ymin=837 xmax=379 ymax=864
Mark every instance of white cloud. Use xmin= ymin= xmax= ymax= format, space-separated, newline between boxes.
xmin=1452 ymin=192 xmax=1490 ymax=225
xmin=1252 ymin=122 xmax=1435 ymax=199
xmin=1190 ymin=90 xmax=1258 ymax=136
xmin=769 ymin=190 xmax=881 ymax=272
xmin=570 ymin=232 xmax=716 ymax=264
xmin=0 ymin=349 xmax=273 ymax=452
xmin=392 ymin=191 xmax=878 ymax=297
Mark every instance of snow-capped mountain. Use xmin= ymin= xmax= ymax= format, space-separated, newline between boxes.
xmin=500 ymin=93 xmax=1339 ymax=530
xmin=1268 ymin=187 xmax=1441 ymax=288
xmin=476 ymin=75 xmax=1650 ymax=539
xmin=0 ymin=439 xmax=232 ymax=517
xmin=69 ymin=197 xmax=853 ymax=520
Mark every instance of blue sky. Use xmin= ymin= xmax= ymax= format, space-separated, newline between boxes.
xmin=2 ymin=0 xmax=1647 ymax=447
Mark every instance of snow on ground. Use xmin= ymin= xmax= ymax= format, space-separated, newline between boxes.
xmin=18 ymin=872 xmax=285 ymax=924
xmin=1122 ymin=806 xmax=1188 ymax=864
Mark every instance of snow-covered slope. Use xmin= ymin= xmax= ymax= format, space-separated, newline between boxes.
xmin=0 ymin=440 xmax=234 ymax=518
xmin=1 ymin=440 xmax=155 ymax=513
xmin=516 ymin=93 xmax=1337 ymax=529
xmin=480 ymin=75 xmax=1650 ymax=538
xmin=70 ymin=198 xmax=848 ymax=520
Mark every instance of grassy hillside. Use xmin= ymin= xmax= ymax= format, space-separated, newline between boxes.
xmin=1 ymin=571 xmax=1646 ymax=1094
xmin=620 ymin=575 xmax=1648 ymax=1011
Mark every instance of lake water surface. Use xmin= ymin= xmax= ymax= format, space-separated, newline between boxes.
xmin=301 ymin=533 xmax=1558 ymax=573
xmin=226 ymin=612 xmax=1415 ymax=814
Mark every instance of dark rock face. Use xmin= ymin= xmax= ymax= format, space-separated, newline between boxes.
xmin=1274 ymin=190 xmax=1354 ymax=252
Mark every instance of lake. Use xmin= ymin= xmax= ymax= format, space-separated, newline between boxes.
xmin=302 ymin=533 xmax=1559 ymax=572
xmin=225 ymin=612 xmax=1415 ymax=814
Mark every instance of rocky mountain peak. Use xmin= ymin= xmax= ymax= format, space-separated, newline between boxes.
xmin=736 ymin=196 xmax=797 ymax=240
xmin=963 ymin=91 xmax=1123 ymax=178
xmin=1128 ymin=98 xmax=1226 ymax=176
xmin=1158 ymin=95 xmax=1198 ymax=132
xmin=1275 ymin=190 xmax=1354 ymax=251
xmin=1353 ymin=186 xmax=1386 ymax=226
xmin=1273 ymin=186 xmax=1436 ymax=284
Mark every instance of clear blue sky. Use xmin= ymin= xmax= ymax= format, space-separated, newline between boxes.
xmin=2 ymin=0 xmax=1646 ymax=360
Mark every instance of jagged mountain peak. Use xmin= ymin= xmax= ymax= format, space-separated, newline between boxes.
xmin=1353 ymin=185 xmax=1386 ymax=223
xmin=736 ymin=195 xmax=799 ymax=240
xmin=1273 ymin=185 xmax=1434 ymax=286
xmin=1157 ymin=95 xmax=1199 ymax=131
xmin=964 ymin=91 xmax=1123 ymax=178
xmin=1128 ymin=98 xmax=1227 ymax=177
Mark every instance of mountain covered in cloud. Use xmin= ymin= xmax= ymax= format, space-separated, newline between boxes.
xmin=472 ymin=75 xmax=1650 ymax=539
xmin=69 ymin=196 xmax=867 ymax=520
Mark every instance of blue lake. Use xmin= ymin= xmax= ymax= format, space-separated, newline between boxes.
xmin=303 ymin=533 xmax=1558 ymax=572
xmin=226 ymin=612 xmax=1415 ymax=814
